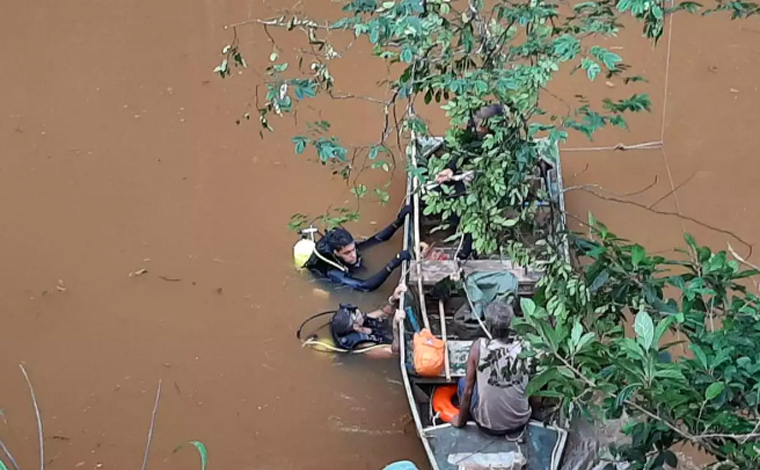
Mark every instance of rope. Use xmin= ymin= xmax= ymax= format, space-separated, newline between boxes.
xmin=301 ymin=338 xmax=390 ymax=354
xmin=562 ymin=141 xmax=662 ymax=153
xmin=658 ymin=0 xmax=687 ymax=235
xmin=661 ymin=0 xmax=676 ymax=144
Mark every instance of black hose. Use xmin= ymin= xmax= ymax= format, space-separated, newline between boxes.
xmin=295 ymin=310 xmax=337 ymax=340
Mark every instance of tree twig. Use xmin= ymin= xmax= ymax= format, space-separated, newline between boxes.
xmin=140 ymin=380 xmax=162 ymax=470
xmin=563 ymin=175 xmax=658 ymax=198
xmin=648 ymin=171 xmax=696 ymax=210
xmin=568 ymin=185 xmax=753 ymax=257
xmin=19 ymin=364 xmax=43 ymax=470
xmin=740 ymin=419 xmax=760 ymax=444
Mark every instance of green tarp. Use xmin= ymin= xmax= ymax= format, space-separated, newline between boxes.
xmin=463 ymin=270 xmax=519 ymax=319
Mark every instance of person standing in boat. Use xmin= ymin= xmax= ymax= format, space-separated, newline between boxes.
xmin=329 ymin=284 xmax=407 ymax=358
xmin=295 ymin=205 xmax=413 ymax=292
xmin=451 ymin=299 xmax=532 ymax=435
xmin=430 ymin=104 xmax=507 ymax=259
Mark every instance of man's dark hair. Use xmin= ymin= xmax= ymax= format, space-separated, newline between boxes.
xmin=484 ymin=299 xmax=515 ymax=341
xmin=468 ymin=104 xmax=506 ymax=131
xmin=331 ymin=304 xmax=357 ymax=336
xmin=322 ymin=227 xmax=354 ymax=251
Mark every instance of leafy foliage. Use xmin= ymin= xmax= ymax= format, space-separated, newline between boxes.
xmin=219 ymin=0 xmax=754 ymax=251
xmin=287 ymin=207 xmax=361 ymax=232
xmin=515 ymin=225 xmax=760 ymax=469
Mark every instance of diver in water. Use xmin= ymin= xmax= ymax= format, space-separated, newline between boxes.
xmin=329 ymin=284 xmax=407 ymax=358
xmin=295 ymin=205 xmax=413 ymax=292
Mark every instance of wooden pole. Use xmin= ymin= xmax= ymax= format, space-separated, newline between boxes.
xmin=410 ymin=132 xmax=430 ymax=330
xmin=438 ymin=299 xmax=451 ymax=381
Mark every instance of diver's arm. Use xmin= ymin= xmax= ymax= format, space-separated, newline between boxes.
xmin=366 ymin=302 xmax=395 ymax=320
xmin=451 ymin=342 xmax=480 ymax=428
xmin=356 ymin=205 xmax=412 ymax=251
xmin=367 ymin=284 xmax=406 ymax=320
xmin=325 ymin=252 xmax=408 ymax=292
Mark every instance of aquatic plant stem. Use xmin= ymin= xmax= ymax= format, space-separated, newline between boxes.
xmin=18 ymin=364 xmax=42 ymax=470
xmin=0 ymin=439 xmax=21 ymax=470
xmin=140 ymin=380 xmax=162 ymax=470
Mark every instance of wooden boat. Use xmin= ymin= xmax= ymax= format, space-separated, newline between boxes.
xmin=396 ymin=135 xmax=569 ymax=470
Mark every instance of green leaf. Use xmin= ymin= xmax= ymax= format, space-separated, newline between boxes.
xmin=291 ymin=136 xmax=309 ymax=154
xmin=0 ymin=459 xmax=8 ymax=470
xmin=526 ymin=367 xmax=561 ymax=395
xmin=374 ymin=187 xmax=391 ymax=204
xmin=351 ymin=184 xmax=368 ymax=198
xmin=504 ymin=218 xmax=519 ymax=227
xmin=634 ymin=309 xmax=655 ymax=350
xmin=705 ymin=382 xmax=725 ymax=401
xmin=174 ymin=441 xmax=208 ymax=470
xmin=623 ymin=75 xmax=649 ymax=85
xmin=671 ymin=0 xmax=702 ymax=13
xmin=589 ymin=269 xmax=610 ymax=292
xmin=590 ymin=46 xmax=622 ymax=70
xmin=571 ymin=321 xmax=582 ymax=344
xmin=620 ymin=338 xmax=644 ymax=359
xmin=631 ymin=244 xmax=645 ymax=267
xmin=521 ymin=298 xmax=536 ymax=318
xmin=401 ymin=47 xmax=414 ymax=63
xmin=690 ymin=344 xmax=709 ymax=369
xmin=577 ymin=332 xmax=595 ymax=350
xmin=654 ymin=316 xmax=674 ymax=345
xmin=684 ymin=233 xmax=698 ymax=252
xmin=369 ymin=146 xmax=380 ymax=159
xmin=272 ymin=63 xmax=289 ymax=73
xmin=662 ymin=450 xmax=678 ymax=468
xmin=654 ymin=368 xmax=685 ymax=380
xmin=581 ymin=58 xmax=602 ymax=81
xmin=552 ymin=35 xmax=581 ymax=60
xmin=615 ymin=383 xmax=640 ymax=409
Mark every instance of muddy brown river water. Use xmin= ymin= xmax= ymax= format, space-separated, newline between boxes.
xmin=1 ymin=1 xmax=759 ymax=469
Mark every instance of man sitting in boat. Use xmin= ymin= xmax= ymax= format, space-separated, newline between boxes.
xmin=329 ymin=284 xmax=407 ymax=358
xmin=430 ymin=104 xmax=507 ymax=259
xmin=451 ymin=299 xmax=532 ymax=435
xmin=297 ymin=205 xmax=413 ymax=292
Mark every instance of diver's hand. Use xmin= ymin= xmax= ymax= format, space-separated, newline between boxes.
xmin=435 ymin=168 xmax=454 ymax=183
xmin=387 ymin=250 xmax=412 ymax=272
xmin=393 ymin=308 xmax=406 ymax=325
xmin=391 ymin=283 xmax=407 ymax=301
xmin=397 ymin=204 xmax=413 ymax=220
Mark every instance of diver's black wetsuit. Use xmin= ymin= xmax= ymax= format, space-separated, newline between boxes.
xmin=304 ymin=209 xmax=410 ymax=292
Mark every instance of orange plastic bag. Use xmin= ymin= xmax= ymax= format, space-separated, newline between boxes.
xmin=413 ymin=329 xmax=445 ymax=377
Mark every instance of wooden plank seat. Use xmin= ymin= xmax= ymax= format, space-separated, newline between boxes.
xmin=409 ymin=259 xmax=543 ymax=286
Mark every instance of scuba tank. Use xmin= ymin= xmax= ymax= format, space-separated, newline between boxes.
xmin=293 ymin=226 xmax=319 ymax=269
xmin=293 ymin=225 xmax=349 ymax=272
